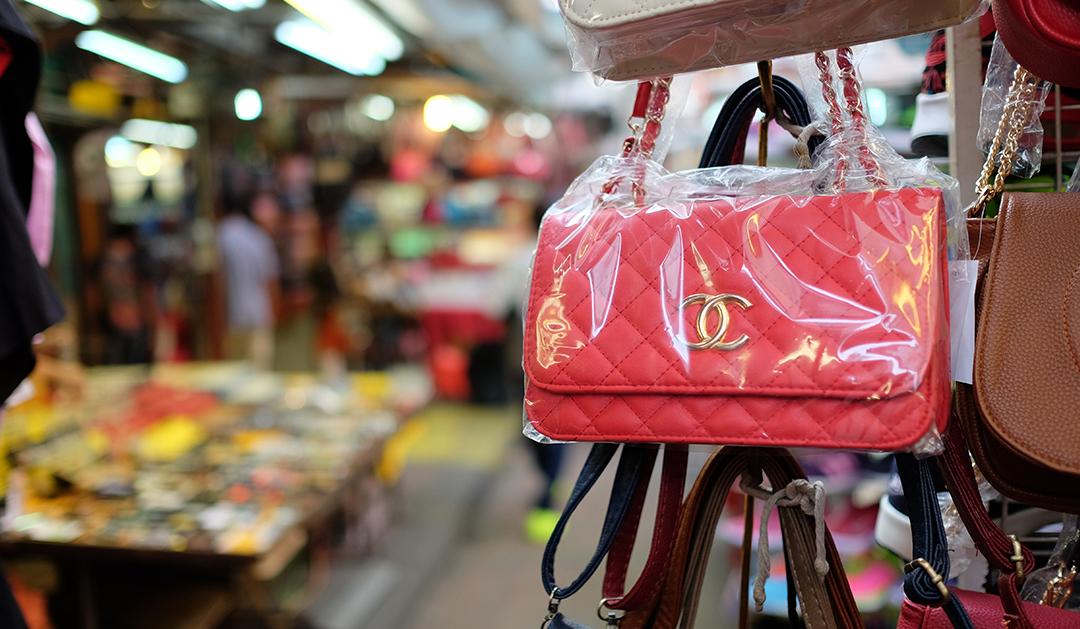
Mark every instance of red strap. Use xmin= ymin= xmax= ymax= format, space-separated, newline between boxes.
xmin=632 ymin=81 xmax=652 ymax=119
xmin=940 ymin=416 xmax=1036 ymax=627
xmin=602 ymin=445 xmax=688 ymax=611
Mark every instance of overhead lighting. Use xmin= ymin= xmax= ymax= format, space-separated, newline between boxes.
xmin=275 ymin=18 xmax=386 ymax=76
xmin=136 ymin=147 xmax=163 ymax=177
xmin=282 ymin=0 xmax=403 ymax=61
xmin=22 ymin=0 xmax=99 ymax=24
xmin=75 ymin=30 xmax=188 ymax=84
xmin=234 ymin=89 xmax=262 ymax=121
xmin=104 ymin=136 xmax=137 ymax=168
xmin=201 ymin=0 xmax=264 ymax=10
xmin=524 ymin=112 xmax=552 ymax=139
xmin=504 ymin=112 xmax=528 ymax=138
xmin=423 ymin=95 xmax=454 ymax=133
xmin=120 ymin=118 xmax=197 ymax=149
xmin=450 ymin=96 xmax=489 ymax=133
xmin=367 ymin=0 xmax=432 ymax=38
xmin=361 ymin=94 xmax=395 ymax=122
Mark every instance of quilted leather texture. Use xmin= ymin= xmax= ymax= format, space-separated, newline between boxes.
xmin=898 ymin=589 xmax=1080 ymax=628
xmin=524 ymin=188 xmax=950 ymax=448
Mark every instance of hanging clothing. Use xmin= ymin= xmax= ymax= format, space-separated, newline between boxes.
xmin=24 ymin=113 xmax=54 ymax=266
xmin=0 ymin=1 xmax=63 ymax=403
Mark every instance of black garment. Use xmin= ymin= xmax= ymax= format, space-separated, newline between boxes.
xmin=0 ymin=0 xmax=63 ymax=403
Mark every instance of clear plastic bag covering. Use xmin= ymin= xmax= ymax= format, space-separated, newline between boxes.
xmin=978 ymin=35 xmax=1051 ymax=179
xmin=559 ymin=0 xmax=986 ymax=81
xmin=522 ymin=143 xmax=961 ymax=452
xmin=1021 ymin=515 xmax=1080 ymax=607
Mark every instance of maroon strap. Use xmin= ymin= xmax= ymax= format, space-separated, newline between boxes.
xmin=602 ymin=445 xmax=688 ymax=612
xmin=939 ymin=415 xmax=1036 ymax=628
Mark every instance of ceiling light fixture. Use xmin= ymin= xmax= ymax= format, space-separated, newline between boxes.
xmin=282 ymin=0 xmax=403 ymax=61
xmin=423 ymin=95 xmax=454 ymax=133
xmin=22 ymin=0 xmax=99 ymax=24
xmin=274 ymin=18 xmax=386 ymax=76
xmin=361 ymin=94 xmax=395 ymax=122
xmin=120 ymin=118 xmax=198 ymax=149
xmin=75 ymin=30 xmax=188 ymax=84
xmin=450 ymin=96 xmax=489 ymax=133
xmin=201 ymin=0 xmax=264 ymax=10
xmin=234 ymin=89 xmax=262 ymax=121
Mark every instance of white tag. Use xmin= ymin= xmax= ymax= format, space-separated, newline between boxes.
xmin=949 ymin=260 xmax=979 ymax=384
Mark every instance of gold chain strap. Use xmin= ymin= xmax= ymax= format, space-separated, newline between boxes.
xmin=971 ymin=65 xmax=1041 ymax=216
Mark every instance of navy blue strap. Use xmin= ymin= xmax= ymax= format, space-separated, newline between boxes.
xmin=541 ymin=443 xmax=656 ymax=601
xmin=895 ymin=454 xmax=975 ymax=629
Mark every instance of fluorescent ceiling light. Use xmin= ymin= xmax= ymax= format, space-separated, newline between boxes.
xmin=423 ymin=95 xmax=454 ymax=133
xmin=22 ymin=0 xmax=99 ymax=24
xmin=361 ymin=94 xmax=395 ymax=122
xmin=450 ymin=96 xmax=489 ymax=133
xmin=120 ymin=118 xmax=197 ymax=149
xmin=282 ymin=0 xmax=403 ymax=61
xmin=201 ymin=0 xmax=264 ymax=10
xmin=234 ymin=89 xmax=262 ymax=121
xmin=275 ymin=18 xmax=385 ymax=76
xmin=75 ymin=31 xmax=188 ymax=84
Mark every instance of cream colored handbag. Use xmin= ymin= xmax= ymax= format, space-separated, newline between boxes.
xmin=561 ymin=0 xmax=984 ymax=80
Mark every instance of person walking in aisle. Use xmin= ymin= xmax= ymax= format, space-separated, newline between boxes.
xmin=216 ymin=190 xmax=280 ymax=369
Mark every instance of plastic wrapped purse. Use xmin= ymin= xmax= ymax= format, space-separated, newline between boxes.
xmin=524 ymin=49 xmax=953 ymax=451
xmin=956 ymin=65 xmax=1080 ymax=513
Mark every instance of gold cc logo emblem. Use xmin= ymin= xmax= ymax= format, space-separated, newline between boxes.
xmin=680 ymin=293 xmax=752 ymax=351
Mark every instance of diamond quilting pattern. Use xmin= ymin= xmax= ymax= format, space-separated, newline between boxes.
xmin=524 ymin=187 xmax=949 ymax=449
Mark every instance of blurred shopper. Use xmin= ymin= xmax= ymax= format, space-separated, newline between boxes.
xmin=498 ymin=200 xmax=565 ymax=543
xmin=217 ymin=194 xmax=279 ymax=369
xmin=100 ymin=225 xmax=155 ymax=364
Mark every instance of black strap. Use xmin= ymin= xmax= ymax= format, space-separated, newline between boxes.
xmin=541 ymin=443 xmax=656 ymax=601
xmin=895 ymin=453 xmax=975 ymax=629
xmin=698 ymin=75 xmax=818 ymax=169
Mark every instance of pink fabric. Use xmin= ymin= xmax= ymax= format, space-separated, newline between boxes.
xmin=24 ymin=113 xmax=55 ymax=266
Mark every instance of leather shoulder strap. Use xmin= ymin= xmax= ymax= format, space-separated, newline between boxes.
xmin=895 ymin=453 xmax=976 ymax=629
xmin=541 ymin=444 xmax=656 ymax=601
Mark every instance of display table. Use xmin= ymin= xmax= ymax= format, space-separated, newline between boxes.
xmin=0 ymin=363 xmax=430 ymax=628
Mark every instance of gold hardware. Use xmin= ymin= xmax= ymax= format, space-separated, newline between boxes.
xmin=904 ymin=558 xmax=951 ymax=603
xmin=540 ymin=589 xmax=560 ymax=628
xmin=681 ymin=293 xmax=752 ymax=351
xmin=1040 ymin=563 xmax=1077 ymax=608
xmin=971 ymin=66 xmax=1041 ymax=216
xmin=1008 ymin=534 xmax=1025 ymax=578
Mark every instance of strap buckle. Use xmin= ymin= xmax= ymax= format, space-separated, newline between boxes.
xmin=1008 ymin=534 xmax=1025 ymax=578
xmin=597 ymin=598 xmax=625 ymax=626
xmin=905 ymin=557 xmax=951 ymax=604
xmin=540 ymin=589 xmax=560 ymax=628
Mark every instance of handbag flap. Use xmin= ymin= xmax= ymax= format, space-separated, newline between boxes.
xmin=560 ymin=0 xmax=729 ymax=29
xmin=525 ymin=187 xmax=947 ymax=401
xmin=975 ymin=192 xmax=1080 ymax=475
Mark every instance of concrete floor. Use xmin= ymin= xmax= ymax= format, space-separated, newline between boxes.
xmin=305 ymin=405 xmax=740 ymax=629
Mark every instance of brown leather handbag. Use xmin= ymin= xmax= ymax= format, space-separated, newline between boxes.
xmin=957 ymin=63 xmax=1080 ymax=513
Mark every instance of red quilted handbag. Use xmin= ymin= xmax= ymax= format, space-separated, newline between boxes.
xmin=523 ymin=50 xmax=951 ymax=450
xmin=994 ymin=0 xmax=1080 ymax=88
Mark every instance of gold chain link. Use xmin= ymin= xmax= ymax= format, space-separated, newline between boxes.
xmin=971 ymin=66 xmax=1041 ymax=215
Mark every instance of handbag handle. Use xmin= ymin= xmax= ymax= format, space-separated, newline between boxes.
xmin=938 ymin=417 xmax=1039 ymax=628
xmin=814 ymin=48 xmax=888 ymax=191
xmin=540 ymin=444 xmax=688 ymax=628
xmin=541 ymin=444 xmax=656 ymax=607
xmin=629 ymin=448 xmax=863 ymax=629
xmin=698 ymin=75 xmax=818 ymax=169
xmin=969 ymin=64 xmax=1042 ymax=216
xmin=894 ymin=453 xmax=976 ymax=629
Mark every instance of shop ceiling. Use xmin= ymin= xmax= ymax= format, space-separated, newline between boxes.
xmin=23 ymin=0 xmax=570 ymax=108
